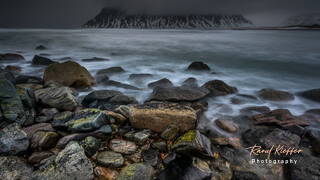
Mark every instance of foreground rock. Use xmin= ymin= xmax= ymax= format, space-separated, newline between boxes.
xmin=0 ymin=123 xmax=29 ymax=155
xmin=148 ymin=86 xmax=209 ymax=102
xmin=35 ymin=86 xmax=78 ymax=111
xmin=148 ymin=78 xmax=173 ymax=88
xmin=97 ymin=151 xmax=124 ymax=168
xmin=109 ymin=139 xmax=137 ymax=155
xmin=117 ymin=163 xmax=153 ymax=180
xmin=257 ymin=88 xmax=294 ymax=101
xmin=0 ymin=53 xmax=25 ymax=61
xmin=43 ymin=61 xmax=95 ymax=88
xmin=187 ymin=61 xmax=211 ymax=71
xmin=215 ymin=119 xmax=238 ymax=133
xmin=286 ymin=154 xmax=320 ymax=180
xmin=202 ymin=80 xmax=237 ymax=96
xmin=172 ymin=130 xmax=213 ymax=157
xmin=0 ymin=156 xmax=33 ymax=180
xmin=0 ymin=77 xmax=26 ymax=124
xmin=121 ymin=103 xmax=197 ymax=133
xmin=52 ymin=108 xmax=110 ymax=132
xmin=299 ymin=88 xmax=320 ymax=103
xmin=32 ymin=142 xmax=94 ymax=180
xmin=32 ymin=55 xmax=56 ymax=66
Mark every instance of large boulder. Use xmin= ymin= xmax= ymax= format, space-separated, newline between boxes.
xmin=43 ymin=61 xmax=95 ymax=88
xmin=117 ymin=163 xmax=153 ymax=180
xmin=0 ymin=156 xmax=33 ymax=180
xmin=120 ymin=103 xmax=197 ymax=133
xmin=32 ymin=55 xmax=57 ymax=66
xmin=0 ymin=78 xmax=26 ymax=124
xmin=299 ymin=88 xmax=320 ymax=103
xmin=52 ymin=108 xmax=111 ymax=132
xmin=0 ymin=53 xmax=25 ymax=61
xmin=148 ymin=86 xmax=209 ymax=102
xmin=202 ymin=80 xmax=237 ymax=96
xmin=32 ymin=142 xmax=94 ymax=180
xmin=0 ymin=123 xmax=29 ymax=155
xmin=187 ymin=61 xmax=211 ymax=71
xmin=257 ymin=88 xmax=294 ymax=101
xmin=172 ymin=130 xmax=213 ymax=157
xmin=34 ymin=86 xmax=78 ymax=111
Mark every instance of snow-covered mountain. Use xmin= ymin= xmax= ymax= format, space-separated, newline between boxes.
xmin=83 ymin=8 xmax=252 ymax=29
xmin=284 ymin=13 xmax=320 ymax=27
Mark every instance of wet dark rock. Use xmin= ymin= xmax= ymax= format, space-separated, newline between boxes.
xmin=172 ymin=130 xmax=213 ymax=157
xmin=215 ymin=119 xmax=238 ymax=133
xmin=122 ymin=103 xmax=197 ymax=133
xmin=37 ymin=108 xmax=59 ymax=123
xmin=0 ymin=156 xmax=33 ymax=180
xmin=231 ymin=94 xmax=261 ymax=105
xmin=102 ymin=80 xmax=140 ymax=90
xmin=15 ymin=75 xmax=43 ymax=84
xmin=232 ymin=170 xmax=260 ymax=180
xmin=0 ymin=68 xmax=16 ymax=84
xmin=151 ymin=141 xmax=167 ymax=152
xmin=56 ymin=125 xmax=112 ymax=149
xmin=252 ymin=109 xmax=309 ymax=128
xmin=299 ymin=88 xmax=320 ymax=103
xmin=239 ymin=106 xmax=271 ymax=116
xmin=32 ymin=142 xmax=94 ymax=180
xmin=257 ymin=88 xmax=294 ymax=101
xmin=243 ymin=128 xmax=300 ymax=149
xmin=32 ymin=55 xmax=56 ymax=66
xmin=96 ymin=66 xmax=125 ymax=76
xmin=126 ymin=130 xmax=151 ymax=144
xmin=28 ymin=151 xmax=54 ymax=164
xmin=182 ymin=77 xmax=198 ymax=87
xmin=5 ymin=65 xmax=21 ymax=73
xmin=187 ymin=61 xmax=211 ymax=71
xmin=44 ymin=61 xmax=95 ymax=88
xmin=149 ymin=86 xmax=209 ymax=102
xmin=117 ymin=163 xmax=153 ymax=180
xmin=52 ymin=108 xmax=110 ymax=133
xmin=142 ymin=149 xmax=159 ymax=166
xmin=0 ymin=77 xmax=26 ymax=124
xmin=80 ymin=136 xmax=101 ymax=157
xmin=0 ymin=53 xmax=25 ymax=61
xmin=82 ymin=90 xmax=122 ymax=107
xmin=286 ymin=154 xmax=320 ymax=180
xmin=202 ymin=80 xmax=237 ymax=96
xmin=22 ymin=123 xmax=55 ymax=139
xmin=109 ymin=139 xmax=137 ymax=155
xmin=97 ymin=151 xmax=124 ymax=168
xmin=161 ymin=124 xmax=179 ymax=140
xmin=82 ymin=57 xmax=109 ymax=62
xmin=0 ymin=123 xmax=29 ymax=155
xmin=34 ymin=86 xmax=78 ymax=111
xmin=96 ymin=74 xmax=109 ymax=83
xmin=31 ymin=131 xmax=60 ymax=150
xmin=306 ymin=127 xmax=320 ymax=154
xmin=148 ymin=78 xmax=173 ymax=88
xmin=129 ymin=73 xmax=153 ymax=80
xmin=109 ymin=94 xmax=138 ymax=104
xmin=35 ymin=45 xmax=48 ymax=50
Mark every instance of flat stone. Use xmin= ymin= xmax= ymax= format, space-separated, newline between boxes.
xmin=109 ymin=139 xmax=137 ymax=155
xmin=0 ymin=123 xmax=29 ymax=155
xmin=96 ymin=67 xmax=125 ymax=76
xmin=97 ymin=151 xmax=124 ymax=168
xmin=117 ymin=163 xmax=153 ymax=180
xmin=215 ymin=119 xmax=238 ymax=133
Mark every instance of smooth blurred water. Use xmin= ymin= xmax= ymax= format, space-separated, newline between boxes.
xmin=0 ymin=29 xmax=319 ymax=118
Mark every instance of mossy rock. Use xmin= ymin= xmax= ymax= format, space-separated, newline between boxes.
xmin=117 ymin=163 xmax=153 ymax=180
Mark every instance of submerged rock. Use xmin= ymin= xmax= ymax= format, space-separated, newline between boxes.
xmin=148 ymin=78 xmax=173 ymax=88
xmin=35 ymin=45 xmax=48 ymax=50
xmin=52 ymin=108 xmax=111 ymax=132
xmin=182 ymin=77 xmax=198 ymax=87
xmin=172 ymin=130 xmax=213 ymax=157
xmin=96 ymin=66 xmax=125 ymax=76
xmin=117 ymin=163 xmax=153 ymax=180
xmin=0 ymin=77 xmax=26 ymax=124
xmin=82 ymin=57 xmax=109 ymax=62
xmin=239 ymin=106 xmax=271 ymax=116
xmin=148 ymin=86 xmax=209 ymax=102
xmin=187 ymin=61 xmax=211 ymax=71
xmin=257 ymin=88 xmax=294 ymax=101
xmin=202 ymin=80 xmax=237 ymax=96
xmin=0 ymin=156 xmax=33 ymax=180
xmin=32 ymin=142 xmax=94 ymax=180
xmin=32 ymin=55 xmax=56 ymax=66
xmin=5 ymin=65 xmax=22 ymax=73
xmin=102 ymin=80 xmax=140 ymax=90
xmin=97 ymin=151 xmax=124 ymax=168
xmin=299 ymin=88 xmax=320 ymax=103
xmin=0 ymin=53 xmax=25 ymax=61
xmin=122 ymin=103 xmax=197 ymax=133
xmin=129 ymin=73 xmax=153 ymax=80
xmin=34 ymin=86 xmax=78 ymax=111
xmin=0 ymin=123 xmax=29 ymax=155
xmin=43 ymin=61 xmax=95 ymax=88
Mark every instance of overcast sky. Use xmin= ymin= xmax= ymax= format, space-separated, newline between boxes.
xmin=0 ymin=0 xmax=319 ymax=28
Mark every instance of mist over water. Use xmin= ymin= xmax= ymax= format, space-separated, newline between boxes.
xmin=0 ymin=29 xmax=319 ymax=118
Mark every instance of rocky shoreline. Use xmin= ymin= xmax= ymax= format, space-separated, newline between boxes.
xmin=1 ymin=51 xmax=320 ymax=180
